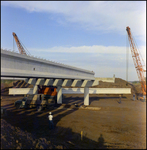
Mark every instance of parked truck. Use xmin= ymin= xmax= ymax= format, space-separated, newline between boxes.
xmin=14 ymin=86 xmax=57 ymax=111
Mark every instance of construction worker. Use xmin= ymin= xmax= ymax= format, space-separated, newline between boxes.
xmin=133 ymin=94 xmax=135 ymax=101
xmin=98 ymin=134 xmax=104 ymax=147
xmin=119 ymin=94 xmax=121 ymax=104
xmin=48 ymin=112 xmax=54 ymax=129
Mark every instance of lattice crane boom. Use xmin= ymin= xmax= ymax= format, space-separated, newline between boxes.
xmin=126 ymin=26 xmax=146 ymax=96
xmin=12 ymin=32 xmax=27 ymax=55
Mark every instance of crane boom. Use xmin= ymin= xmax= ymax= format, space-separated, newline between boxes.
xmin=126 ymin=26 xmax=146 ymax=96
xmin=12 ymin=32 xmax=27 ymax=55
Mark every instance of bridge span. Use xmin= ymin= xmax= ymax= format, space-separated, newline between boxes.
xmin=1 ymin=49 xmax=131 ymax=106
xmin=1 ymin=49 xmax=99 ymax=105
xmin=1 ymin=49 xmax=94 ymax=80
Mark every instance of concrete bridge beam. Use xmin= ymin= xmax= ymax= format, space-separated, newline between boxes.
xmin=27 ymin=78 xmax=36 ymax=85
xmin=44 ymin=79 xmax=54 ymax=86
xmin=62 ymin=79 xmax=73 ymax=87
xmin=1 ymin=49 xmax=95 ymax=80
xmin=36 ymin=78 xmax=45 ymax=85
xmin=71 ymin=79 xmax=83 ymax=87
xmin=53 ymin=79 xmax=63 ymax=87
xmin=81 ymin=80 xmax=99 ymax=87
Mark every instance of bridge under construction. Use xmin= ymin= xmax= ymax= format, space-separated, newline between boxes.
xmin=1 ymin=48 xmax=131 ymax=106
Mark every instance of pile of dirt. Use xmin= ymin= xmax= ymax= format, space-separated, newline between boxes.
xmin=92 ymin=78 xmax=142 ymax=97
xmin=1 ymin=119 xmax=66 ymax=149
xmin=93 ymin=78 xmax=130 ymax=88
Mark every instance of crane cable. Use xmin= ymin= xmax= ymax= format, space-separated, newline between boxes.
xmin=13 ymin=36 xmax=15 ymax=51
xmin=126 ymin=33 xmax=129 ymax=85
xmin=18 ymin=38 xmax=31 ymax=55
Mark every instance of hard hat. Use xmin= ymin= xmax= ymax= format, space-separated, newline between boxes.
xmin=49 ymin=112 xmax=52 ymax=114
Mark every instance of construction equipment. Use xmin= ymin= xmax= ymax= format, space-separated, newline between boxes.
xmin=14 ymin=86 xmax=57 ymax=111
xmin=12 ymin=32 xmax=29 ymax=55
xmin=126 ymin=26 xmax=146 ymax=99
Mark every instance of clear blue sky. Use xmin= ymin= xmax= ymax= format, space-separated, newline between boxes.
xmin=1 ymin=1 xmax=146 ymax=81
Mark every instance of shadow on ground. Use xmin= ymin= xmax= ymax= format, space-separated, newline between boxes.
xmin=1 ymin=98 xmax=122 ymax=149
xmin=62 ymin=94 xmax=127 ymax=106
xmin=2 ymin=110 xmax=118 ymax=149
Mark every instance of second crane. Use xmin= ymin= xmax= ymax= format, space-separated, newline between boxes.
xmin=12 ymin=32 xmax=29 ymax=55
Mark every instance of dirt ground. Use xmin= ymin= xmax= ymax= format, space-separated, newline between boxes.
xmin=1 ymin=79 xmax=146 ymax=149
xmin=1 ymin=94 xmax=146 ymax=149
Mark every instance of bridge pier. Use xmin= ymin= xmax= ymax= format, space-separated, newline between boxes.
xmin=84 ymin=87 xmax=89 ymax=106
xmin=33 ymin=79 xmax=38 ymax=94
xmin=33 ymin=85 xmax=38 ymax=94
xmin=57 ymin=86 xmax=62 ymax=104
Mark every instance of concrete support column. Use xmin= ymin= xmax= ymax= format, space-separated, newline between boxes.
xmin=84 ymin=87 xmax=89 ymax=106
xmin=57 ymin=86 xmax=62 ymax=104
xmin=33 ymin=79 xmax=38 ymax=94
xmin=33 ymin=85 xmax=38 ymax=94
xmin=113 ymin=74 xmax=115 ymax=82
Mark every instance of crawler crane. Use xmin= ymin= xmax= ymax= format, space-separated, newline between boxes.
xmin=12 ymin=32 xmax=29 ymax=55
xmin=126 ymin=26 xmax=146 ymax=100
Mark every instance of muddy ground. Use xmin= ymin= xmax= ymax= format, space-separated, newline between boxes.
xmin=1 ymin=78 xmax=146 ymax=149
